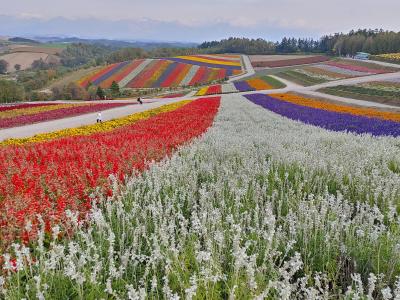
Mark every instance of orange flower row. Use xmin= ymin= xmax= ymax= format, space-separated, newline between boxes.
xmin=270 ymin=93 xmax=400 ymax=122
xmin=247 ymin=78 xmax=273 ymax=90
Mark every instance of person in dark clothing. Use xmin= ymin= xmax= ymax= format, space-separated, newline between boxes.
xmin=137 ymin=97 xmax=143 ymax=105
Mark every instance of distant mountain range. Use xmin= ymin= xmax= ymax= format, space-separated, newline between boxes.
xmin=33 ymin=36 xmax=198 ymax=49
xmin=0 ymin=35 xmax=198 ymax=50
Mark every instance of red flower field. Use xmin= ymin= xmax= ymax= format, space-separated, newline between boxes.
xmin=0 ymin=97 xmax=220 ymax=248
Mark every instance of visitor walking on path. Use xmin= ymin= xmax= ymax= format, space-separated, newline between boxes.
xmin=137 ymin=97 xmax=143 ymax=105
xmin=97 ymin=112 xmax=102 ymax=123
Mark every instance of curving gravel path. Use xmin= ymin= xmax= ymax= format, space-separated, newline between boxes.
xmin=0 ymin=98 xmax=184 ymax=141
xmin=227 ymin=55 xmax=255 ymax=82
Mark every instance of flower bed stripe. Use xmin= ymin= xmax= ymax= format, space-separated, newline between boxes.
xmin=0 ymin=103 xmax=133 ymax=129
xmin=126 ymin=60 xmax=164 ymax=88
xmin=199 ymin=68 xmax=212 ymax=84
xmin=151 ymin=61 xmax=178 ymax=88
xmin=1 ymin=101 xmax=190 ymax=146
xmin=325 ymin=61 xmax=387 ymax=74
xmin=144 ymin=60 xmax=171 ymax=88
xmin=99 ymin=61 xmax=138 ymax=88
xmin=196 ymin=87 xmax=209 ymax=96
xmin=118 ymin=59 xmax=153 ymax=88
xmin=171 ymin=64 xmax=192 ymax=87
xmin=245 ymin=93 xmax=400 ymax=137
xmin=0 ymin=103 xmax=59 ymax=112
xmin=197 ymin=54 xmax=241 ymax=63
xmin=270 ymin=93 xmax=400 ymax=122
xmin=314 ymin=64 xmax=369 ymax=77
xmin=217 ymin=68 xmax=227 ymax=80
xmin=189 ymin=67 xmax=207 ymax=86
xmin=206 ymin=85 xmax=222 ymax=95
xmin=79 ymin=65 xmax=118 ymax=87
xmin=87 ymin=63 xmax=120 ymax=85
xmin=161 ymin=63 xmax=186 ymax=87
xmin=93 ymin=61 xmax=130 ymax=86
xmin=180 ymin=65 xmax=200 ymax=86
xmin=246 ymin=78 xmax=273 ymax=90
xmin=251 ymin=55 xmax=329 ymax=68
xmin=168 ymin=57 xmax=242 ymax=70
xmin=112 ymin=60 xmax=144 ymax=84
xmin=0 ymin=97 xmax=220 ymax=247
xmin=234 ymin=81 xmax=255 ymax=92
xmin=174 ymin=55 xmax=241 ymax=67
xmin=0 ymin=104 xmax=90 ymax=120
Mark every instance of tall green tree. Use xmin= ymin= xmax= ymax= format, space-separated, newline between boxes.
xmin=96 ymin=86 xmax=105 ymax=100
xmin=110 ymin=81 xmax=120 ymax=97
xmin=0 ymin=80 xmax=25 ymax=103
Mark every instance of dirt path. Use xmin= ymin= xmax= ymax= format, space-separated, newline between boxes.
xmin=227 ymin=55 xmax=255 ymax=82
xmin=302 ymin=71 xmax=400 ymax=90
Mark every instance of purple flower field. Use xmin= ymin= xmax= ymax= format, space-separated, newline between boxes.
xmin=245 ymin=93 xmax=400 ymax=137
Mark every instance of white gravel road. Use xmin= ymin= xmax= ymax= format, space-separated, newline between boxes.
xmin=0 ymin=98 xmax=185 ymax=141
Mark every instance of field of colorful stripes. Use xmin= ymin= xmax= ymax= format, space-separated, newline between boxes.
xmin=167 ymin=55 xmax=243 ymax=75
xmin=79 ymin=58 xmax=232 ymax=89
xmin=196 ymin=77 xmax=275 ymax=96
xmin=245 ymin=93 xmax=400 ymax=137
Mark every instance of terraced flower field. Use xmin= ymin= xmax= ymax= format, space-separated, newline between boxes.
xmin=196 ymin=76 xmax=286 ymax=96
xmin=246 ymin=93 xmax=400 ymax=136
xmin=319 ymin=78 xmax=400 ymax=106
xmin=0 ymin=102 xmax=133 ymax=129
xmin=276 ymin=59 xmax=398 ymax=86
xmin=78 ymin=55 xmax=243 ymax=89
xmin=1 ymin=93 xmax=400 ymax=299
xmin=250 ymin=55 xmax=329 ymax=68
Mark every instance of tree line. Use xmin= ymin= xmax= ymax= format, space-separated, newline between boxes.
xmin=198 ymin=29 xmax=400 ymax=56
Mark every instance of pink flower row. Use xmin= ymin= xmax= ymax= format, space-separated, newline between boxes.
xmin=0 ymin=103 xmax=59 ymax=113
xmin=0 ymin=103 xmax=134 ymax=129
xmin=325 ymin=61 xmax=388 ymax=74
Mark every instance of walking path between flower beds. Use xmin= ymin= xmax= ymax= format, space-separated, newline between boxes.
xmin=0 ymin=98 xmax=184 ymax=141
xmin=227 ymin=55 xmax=255 ymax=82
xmin=266 ymin=75 xmax=400 ymax=109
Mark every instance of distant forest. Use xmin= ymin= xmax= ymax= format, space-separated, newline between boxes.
xmin=199 ymin=29 xmax=400 ymax=56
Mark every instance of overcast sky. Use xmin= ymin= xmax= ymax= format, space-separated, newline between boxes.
xmin=1 ymin=0 xmax=399 ymax=42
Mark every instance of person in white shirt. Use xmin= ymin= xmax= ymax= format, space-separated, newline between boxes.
xmin=97 ymin=112 xmax=102 ymax=123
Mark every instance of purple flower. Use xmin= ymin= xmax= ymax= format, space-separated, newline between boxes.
xmin=234 ymin=81 xmax=255 ymax=92
xmin=245 ymin=93 xmax=400 ymax=137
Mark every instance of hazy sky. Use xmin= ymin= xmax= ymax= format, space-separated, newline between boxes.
xmin=1 ymin=0 xmax=399 ymax=42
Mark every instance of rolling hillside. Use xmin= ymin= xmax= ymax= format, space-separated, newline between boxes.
xmin=78 ymin=54 xmax=244 ymax=89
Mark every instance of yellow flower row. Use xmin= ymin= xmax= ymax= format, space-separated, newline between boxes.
xmin=196 ymin=87 xmax=209 ymax=96
xmin=175 ymin=55 xmax=241 ymax=67
xmin=1 ymin=100 xmax=191 ymax=146
xmin=376 ymin=53 xmax=400 ymax=61
xmin=0 ymin=103 xmax=88 ymax=119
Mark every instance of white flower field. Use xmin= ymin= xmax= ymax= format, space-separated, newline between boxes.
xmin=2 ymin=94 xmax=399 ymax=299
